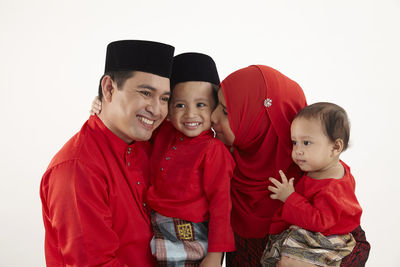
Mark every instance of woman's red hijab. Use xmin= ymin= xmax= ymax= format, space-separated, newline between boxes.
xmin=221 ymin=65 xmax=307 ymax=238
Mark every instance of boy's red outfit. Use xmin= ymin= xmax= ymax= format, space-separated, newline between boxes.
xmin=146 ymin=121 xmax=236 ymax=252
xmin=40 ymin=115 xmax=156 ymax=266
xmin=269 ymin=161 xmax=362 ymax=236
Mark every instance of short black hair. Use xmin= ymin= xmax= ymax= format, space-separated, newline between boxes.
xmin=98 ymin=71 xmax=135 ymax=101
xmin=294 ymin=102 xmax=350 ymax=151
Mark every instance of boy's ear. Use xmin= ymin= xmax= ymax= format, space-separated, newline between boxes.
xmin=101 ymin=75 xmax=116 ymax=103
xmin=332 ymin=138 xmax=344 ymax=156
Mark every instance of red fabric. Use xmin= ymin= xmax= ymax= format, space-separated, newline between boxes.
xmin=40 ymin=115 xmax=156 ymax=267
xmin=146 ymin=121 xmax=236 ymax=252
xmin=269 ymin=161 xmax=363 ymax=236
xmin=221 ymin=65 xmax=307 ymax=238
xmin=340 ymin=226 xmax=370 ymax=267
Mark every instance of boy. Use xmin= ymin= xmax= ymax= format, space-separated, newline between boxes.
xmin=146 ymin=53 xmax=235 ymax=266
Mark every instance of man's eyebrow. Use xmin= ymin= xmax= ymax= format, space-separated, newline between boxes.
xmin=137 ymin=84 xmax=170 ymax=95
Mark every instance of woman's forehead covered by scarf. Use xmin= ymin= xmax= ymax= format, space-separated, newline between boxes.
xmin=220 ymin=65 xmax=306 ymax=154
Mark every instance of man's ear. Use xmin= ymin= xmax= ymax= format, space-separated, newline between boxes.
xmin=332 ymin=138 xmax=344 ymax=157
xmin=101 ymin=75 xmax=116 ymax=103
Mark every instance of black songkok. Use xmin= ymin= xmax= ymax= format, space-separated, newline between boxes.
xmin=104 ymin=40 xmax=175 ymax=78
xmin=170 ymin=53 xmax=220 ymax=88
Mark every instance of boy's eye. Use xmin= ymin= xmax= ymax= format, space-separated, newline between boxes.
xmin=303 ymin=141 xmax=311 ymax=146
xmin=175 ymin=103 xmax=185 ymax=108
xmin=197 ymin=103 xmax=206 ymax=108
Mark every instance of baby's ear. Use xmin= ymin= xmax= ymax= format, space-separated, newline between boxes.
xmin=332 ymin=138 xmax=344 ymax=156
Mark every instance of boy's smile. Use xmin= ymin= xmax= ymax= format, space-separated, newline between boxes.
xmin=169 ymin=81 xmax=216 ymax=138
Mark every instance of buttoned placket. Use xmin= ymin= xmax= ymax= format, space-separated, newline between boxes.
xmin=159 ymin=136 xmax=182 ymax=175
xmin=126 ymin=144 xmax=148 ymax=210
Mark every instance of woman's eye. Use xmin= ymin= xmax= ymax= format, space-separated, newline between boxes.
xmin=304 ymin=141 xmax=311 ymax=145
xmin=175 ymin=103 xmax=185 ymax=108
xmin=222 ymin=109 xmax=228 ymax=115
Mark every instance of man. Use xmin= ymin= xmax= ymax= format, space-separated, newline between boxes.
xmin=40 ymin=40 xmax=174 ymax=266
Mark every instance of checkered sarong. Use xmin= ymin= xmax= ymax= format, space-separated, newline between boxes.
xmin=261 ymin=225 xmax=356 ymax=267
xmin=150 ymin=211 xmax=208 ymax=267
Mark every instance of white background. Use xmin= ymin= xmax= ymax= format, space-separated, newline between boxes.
xmin=1 ymin=0 xmax=399 ymax=266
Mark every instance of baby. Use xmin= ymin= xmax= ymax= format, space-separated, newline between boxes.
xmin=261 ymin=102 xmax=363 ymax=267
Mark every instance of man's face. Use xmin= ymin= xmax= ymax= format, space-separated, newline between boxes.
xmin=104 ymin=71 xmax=170 ymax=143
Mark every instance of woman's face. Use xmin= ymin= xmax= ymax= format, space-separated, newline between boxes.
xmin=211 ymin=89 xmax=235 ymax=146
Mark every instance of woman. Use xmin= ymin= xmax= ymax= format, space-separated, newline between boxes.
xmin=211 ymin=65 xmax=370 ymax=267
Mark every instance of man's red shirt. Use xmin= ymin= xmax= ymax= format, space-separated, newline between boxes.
xmin=40 ymin=115 xmax=156 ymax=266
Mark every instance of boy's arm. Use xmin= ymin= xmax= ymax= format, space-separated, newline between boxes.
xmin=41 ymin=160 xmax=127 ymax=266
xmin=202 ymin=142 xmax=236 ymax=253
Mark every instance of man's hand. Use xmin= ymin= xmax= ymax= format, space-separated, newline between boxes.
xmin=268 ymin=170 xmax=295 ymax=202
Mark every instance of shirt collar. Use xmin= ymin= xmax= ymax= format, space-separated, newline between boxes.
xmin=89 ymin=115 xmax=136 ymax=155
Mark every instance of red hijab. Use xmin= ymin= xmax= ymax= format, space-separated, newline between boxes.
xmin=221 ymin=65 xmax=307 ymax=238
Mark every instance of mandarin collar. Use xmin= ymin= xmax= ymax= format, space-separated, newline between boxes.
xmin=174 ymin=128 xmax=214 ymax=143
xmin=89 ymin=115 xmax=136 ymax=155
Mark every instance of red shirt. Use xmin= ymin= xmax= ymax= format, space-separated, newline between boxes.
xmin=269 ymin=161 xmax=362 ymax=236
xmin=146 ymin=122 xmax=236 ymax=252
xmin=40 ymin=115 xmax=156 ymax=267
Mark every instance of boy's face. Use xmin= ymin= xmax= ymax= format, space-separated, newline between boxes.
xmin=169 ymin=81 xmax=216 ymax=137
xmin=290 ymin=117 xmax=337 ymax=175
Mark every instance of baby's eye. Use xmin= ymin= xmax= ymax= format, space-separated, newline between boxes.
xmin=292 ymin=140 xmax=297 ymax=145
xmin=303 ymin=141 xmax=311 ymax=146
xmin=175 ymin=103 xmax=185 ymax=108
xmin=197 ymin=103 xmax=206 ymax=108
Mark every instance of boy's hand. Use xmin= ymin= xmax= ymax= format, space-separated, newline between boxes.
xmin=89 ymin=96 xmax=102 ymax=115
xmin=200 ymin=252 xmax=222 ymax=267
xmin=268 ymin=170 xmax=295 ymax=202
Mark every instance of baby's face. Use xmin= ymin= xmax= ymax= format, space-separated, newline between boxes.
xmin=169 ymin=81 xmax=216 ymax=137
xmin=290 ymin=117 xmax=336 ymax=174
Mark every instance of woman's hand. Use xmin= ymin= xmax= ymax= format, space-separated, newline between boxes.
xmin=89 ymin=96 xmax=102 ymax=115
xmin=268 ymin=170 xmax=295 ymax=202
xmin=199 ymin=252 xmax=222 ymax=267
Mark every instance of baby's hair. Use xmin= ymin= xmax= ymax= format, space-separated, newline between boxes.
xmin=294 ymin=102 xmax=350 ymax=151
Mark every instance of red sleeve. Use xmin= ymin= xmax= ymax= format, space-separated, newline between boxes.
xmin=281 ymin=189 xmax=341 ymax=233
xmin=41 ymin=160 xmax=127 ymax=267
xmin=202 ymin=142 xmax=236 ymax=252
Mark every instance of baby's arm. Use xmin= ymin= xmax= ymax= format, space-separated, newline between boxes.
xmin=268 ymin=170 xmax=295 ymax=202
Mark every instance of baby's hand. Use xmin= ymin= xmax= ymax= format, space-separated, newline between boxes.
xmin=89 ymin=96 xmax=102 ymax=115
xmin=268 ymin=170 xmax=295 ymax=202
xmin=199 ymin=252 xmax=222 ymax=267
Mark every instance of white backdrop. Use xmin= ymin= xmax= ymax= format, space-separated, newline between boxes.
xmin=1 ymin=0 xmax=399 ymax=266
